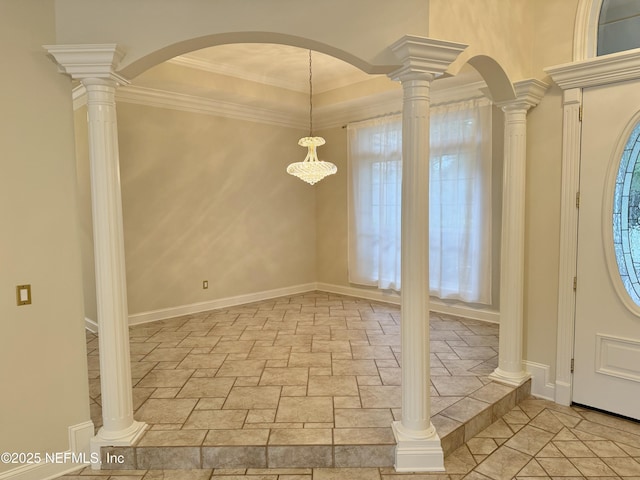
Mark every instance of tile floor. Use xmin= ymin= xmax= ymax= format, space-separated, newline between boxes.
xmin=86 ymin=291 xmax=521 ymax=469
xmin=76 ymin=291 xmax=640 ymax=478
xmin=66 ymin=397 xmax=640 ymax=479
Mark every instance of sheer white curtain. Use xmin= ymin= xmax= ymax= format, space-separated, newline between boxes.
xmin=429 ymin=98 xmax=492 ymax=304
xmin=347 ymin=98 xmax=492 ymax=304
xmin=348 ymin=115 xmax=402 ymax=290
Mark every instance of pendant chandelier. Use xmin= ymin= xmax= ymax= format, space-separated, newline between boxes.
xmin=286 ymin=50 xmax=337 ymax=185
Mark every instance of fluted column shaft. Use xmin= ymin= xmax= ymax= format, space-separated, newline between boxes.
xmin=84 ymin=78 xmax=137 ymax=435
xmin=494 ymin=104 xmax=530 ymax=381
xmin=399 ymin=73 xmax=435 ymax=434
xmin=489 ymin=79 xmax=548 ymax=386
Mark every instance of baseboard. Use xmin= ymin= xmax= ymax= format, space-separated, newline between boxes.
xmin=316 ymin=282 xmax=401 ymax=305
xmin=554 ymin=380 xmax=572 ymax=406
xmin=429 ymin=298 xmax=499 ymax=324
xmin=524 ymin=360 xmax=556 ymax=401
xmin=316 ymin=282 xmax=500 ymax=324
xmin=127 ymin=283 xmax=318 ymax=326
xmin=87 ymin=281 xmax=499 ymax=330
xmin=84 ymin=318 xmax=98 ymax=334
xmin=0 ymin=421 xmax=94 ymax=480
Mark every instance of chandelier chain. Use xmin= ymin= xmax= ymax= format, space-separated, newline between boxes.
xmin=309 ymin=49 xmax=313 ymax=136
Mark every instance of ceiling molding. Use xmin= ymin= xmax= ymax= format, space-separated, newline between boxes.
xmin=73 ymin=84 xmax=306 ymax=129
xmin=315 ymin=90 xmax=402 ymax=130
xmin=72 ymin=79 xmax=490 ymax=131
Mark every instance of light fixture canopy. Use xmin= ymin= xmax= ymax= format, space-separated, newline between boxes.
xmin=287 ymin=50 xmax=337 ymax=185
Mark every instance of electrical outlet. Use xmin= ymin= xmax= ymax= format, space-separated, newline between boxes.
xmin=203 ymin=280 xmax=208 ymax=289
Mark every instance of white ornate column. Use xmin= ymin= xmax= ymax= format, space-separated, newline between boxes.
xmin=389 ymin=36 xmax=466 ymax=472
xmin=45 ymin=45 xmax=146 ymax=463
xmin=490 ymin=79 xmax=548 ymax=386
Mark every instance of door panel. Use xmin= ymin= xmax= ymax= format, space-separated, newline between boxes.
xmin=574 ymin=79 xmax=640 ymax=420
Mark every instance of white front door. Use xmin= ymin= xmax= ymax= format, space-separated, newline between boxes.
xmin=574 ymin=78 xmax=640 ymax=420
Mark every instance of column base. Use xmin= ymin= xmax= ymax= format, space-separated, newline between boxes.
xmin=489 ymin=367 xmax=531 ymax=387
xmin=392 ymin=421 xmax=444 ymax=472
xmin=90 ymin=420 xmax=147 ymax=469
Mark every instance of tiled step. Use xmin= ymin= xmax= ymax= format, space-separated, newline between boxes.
xmin=100 ymin=379 xmax=531 ymax=470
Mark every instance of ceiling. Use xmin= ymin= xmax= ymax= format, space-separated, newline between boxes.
xmin=168 ymin=43 xmax=378 ymax=94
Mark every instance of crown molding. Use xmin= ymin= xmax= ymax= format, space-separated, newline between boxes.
xmin=315 ymin=90 xmax=402 ymax=130
xmin=72 ymin=80 xmax=490 ymax=130
xmin=546 ymin=48 xmax=640 ymax=89
xmin=73 ymin=84 xmax=306 ymax=128
xmin=315 ymin=80 xmax=488 ymax=130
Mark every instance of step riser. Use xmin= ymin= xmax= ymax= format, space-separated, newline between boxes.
xmin=101 ymin=380 xmax=530 ymax=469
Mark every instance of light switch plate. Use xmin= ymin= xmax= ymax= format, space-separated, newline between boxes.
xmin=16 ymin=284 xmax=31 ymax=306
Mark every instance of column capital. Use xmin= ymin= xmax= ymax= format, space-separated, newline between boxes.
xmin=44 ymin=44 xmax=129 ymax=85
xmin=497 ymin=78 xmax=549 ymax=111
xmin=388 ymin=35 xmax=467 ymax=82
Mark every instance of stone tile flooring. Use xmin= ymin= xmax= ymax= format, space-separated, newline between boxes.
xmin=77 ymin=291 xmax=640 ymax=478
xmin=87 ymin=291 xmax=518 ymax=468
xmin=65 ymin=397 xmax=640 ymax=479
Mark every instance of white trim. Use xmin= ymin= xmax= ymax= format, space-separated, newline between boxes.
xmin=316 ymin=282 xmax=500 ymax=324
xmin=117 ymin=85 xmax=306 ymax=129
xmin=549 ymin=88 xmax=582 ymax=407
xmin=0 ymin=462 xmax=84 ymax=480
xmin=73 ymin=77 xmax=489 ymax=132
xmin=315 ymin=90 xmax=402 ymax=130
xmin=128 ymin=283 xmax=318 ymax=325
xmin=85 ymin=317 xmax=98 ymax=333
xmin=574 ymin=0 xmax=602 ymax=61
xmin=430 ymin=298 xmax=499 ymax=324
xmin=545 ymin=48 xmax=640 ymax=89
xmin=392 ymin=422 xmax=444 ymax=472
xmin=127 ymin=282 xmax=500 ymax=327
xmin=68 ymin=421 xmax=94 ymax=458
xmin=523 ymin=360 xmax=556 ymax=401
xmin=0 ymin=421 xmax=95 ymax=480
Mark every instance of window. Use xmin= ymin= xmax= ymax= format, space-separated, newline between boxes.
xmin=613 ymin=119 xmax=640 ymax=305
xmin=598 ymin=0 xmax=640 ymax=56
xmin=348 ymin=98 xmax=493 ymax=304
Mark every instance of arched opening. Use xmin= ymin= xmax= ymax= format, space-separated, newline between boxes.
xmin=73 ymin=33 xmax=519 ymax=470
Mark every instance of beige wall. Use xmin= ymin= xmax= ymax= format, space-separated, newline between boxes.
xmin=430 ymin=0 xmax=534 ymax=81
xmin=77 ymin=103 xmax=317 ymax=316
xmin=524 ymin=86 xmax=564 ymax=379
xmin=519 ymin=0 xmax=577 ymax=377
xmin=315 ymin=126 xmax=350 ymax=286
xmin=54 ymin=0 xmax=430 ymax=78
xmin=0 ymin=0 xmax=91 ymax=471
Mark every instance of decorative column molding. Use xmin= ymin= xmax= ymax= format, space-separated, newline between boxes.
xmin=389 ymin=35 xmax=466 ymax=473
xmin=44 ymin=44 xmax=146 ymax=464
xmin=490 ymin=79 xmax=549 ymax=387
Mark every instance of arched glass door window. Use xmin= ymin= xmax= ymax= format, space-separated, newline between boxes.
xmin=598 ymin=0 xmax=640 ymax=55
xmin=613 ymin=120 xmax=640 ymax=306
